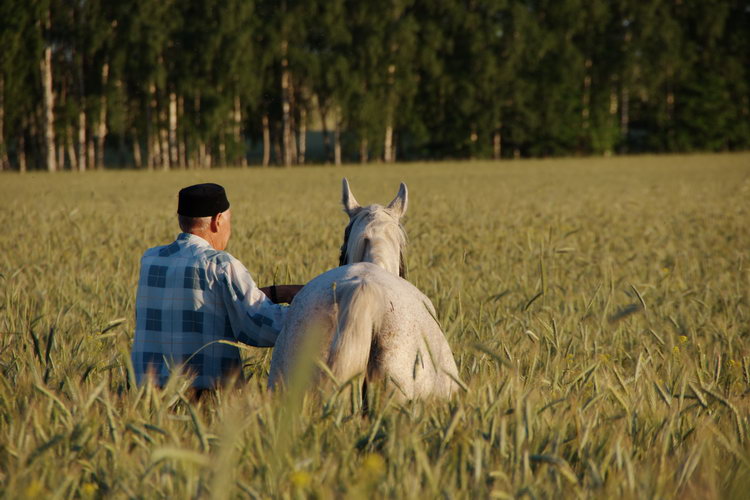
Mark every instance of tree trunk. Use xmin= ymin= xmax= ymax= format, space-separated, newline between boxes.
xmin=334 ymin=119 xmax=342 ymax=166
xmin=145 ymin=122 xmax=152 ymax=169
xmin=233 ymin=94 xmax=246 ymax=166
xmin=18 ymin=133 xmax=27 ymax=173
xmin=76 ymin=35 xmax=88 ymax=172
xmin=96 ymin=62 xmax=109 ymax=169
xmin=320 ymin=106 xmax=330 ymax=163
xmin=169 ymin=91 xmax=178 ymax=167
xmin=87 ymin=128 xmax=95 ymax=171
xmin=66 ymin=125 xmax=78 ymax=171
xmin=620 ymin=84 xmax=629 ymax=152
xmin=297 ymin=107 xmax=306 ymax=165
xmin=581 ymin=58 xmax=592 ymax=133
xmin=666 ymin=86 xmax=675 ymax=149
xmin=359 ymin=137 xmax=368 ymax=164
xmin=198 ymin=140 xmax=207 ymax=168
xmin=493 ymin=129 xmax=502 ymax=160
xmin=30 ymin=108 xmax=47 ymax=170
xmin=383 ymin=123 xmax=394 ymax=163
xmin=289 ymin=96 xmax=298 ymax=165
xmin=130 ymin=128 xmax=142 ymax=169
xmin=607 ymin=84 xmax=618 ymax=156
xmin=30 ymin=109 xmax=40 ymax=168
xmin=262 ymin=114 xmax=271 ymax=167
xmin=57 ymin=139 xmax=65 ymax=170
xmin=273 ymin=132 xmax=282 ymax=166
xmin=197 ymin=141 xmax=204 ymax=168
xmin=0 ymin=76 xmax=10 ymax=171
xmin=219 ymin=130 xmax=227 ymax=166
xmin=78 ymin=109 xmax=87 ymax=172
xmin=620 ymin=28 xmax=631 ymax=154
xmin=178 ymin=95 xmax=187 ymax=168
xmin=147 ymin=83 xmax=158 ymax=169
xmin=281 ymin=41 xmax=292 ymax=166
xmin=40 ymin=9 xmax=57 ymax=173
xmin=159 ymin=101 xmax=169 ymax=170
xmin=148 ymin=130 xmax=157 ymax=169
xmin=57 ymin=85 xmax=68 ymax=170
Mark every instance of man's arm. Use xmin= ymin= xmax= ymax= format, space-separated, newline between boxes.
xmin=218 ymin=260 xmax=286 ymax=347
xmin=259 ymin=285 xmax=304 ymax=304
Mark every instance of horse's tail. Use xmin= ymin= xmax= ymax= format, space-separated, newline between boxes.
xmin=327 ymin=278 xmax=385 ymax=384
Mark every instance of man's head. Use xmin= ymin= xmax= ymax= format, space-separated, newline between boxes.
xmin=177 ymin=183 xmax=232 ymax=250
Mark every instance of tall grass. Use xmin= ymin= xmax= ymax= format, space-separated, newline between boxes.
xmin=1 ymin=153 xmax=749 ymax=498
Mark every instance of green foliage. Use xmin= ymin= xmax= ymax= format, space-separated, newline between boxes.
xmin=0 ymin=0 xmax=748 ymax=170
xmin=0 ymin=1 xmax=45 ymax=164
xmin=1 ymin=155 xmax=749 ymax=497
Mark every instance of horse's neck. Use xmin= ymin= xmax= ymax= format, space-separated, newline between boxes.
xmin=360 ymin=236 xmax=400 ymax=276
xmin=345 ymin=208 xmax=403 ymax=277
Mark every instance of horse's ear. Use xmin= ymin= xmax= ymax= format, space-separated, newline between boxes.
xmin=387 ymin=182 xmax=408 ymax=218
xmin=342 ymin=178 xmax=361 ymax=216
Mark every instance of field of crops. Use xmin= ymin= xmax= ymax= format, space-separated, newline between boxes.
xmin=1 ymin=153 xmax=749 ymax=498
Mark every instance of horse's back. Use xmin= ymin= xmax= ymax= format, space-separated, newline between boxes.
xmin=269 ymin=263 xmax=459 ymax=399
xmin=269 ymin=265 xmax=364 ymax=389
xmin=269 ymin=264 xmax=389 ymax=388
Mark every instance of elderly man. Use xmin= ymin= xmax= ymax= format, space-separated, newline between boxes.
xmin=131 ymin=183 xmax=302 ymax=393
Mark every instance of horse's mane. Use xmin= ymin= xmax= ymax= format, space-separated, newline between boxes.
xmin=339 ymin=206 xmax=407 ymax=278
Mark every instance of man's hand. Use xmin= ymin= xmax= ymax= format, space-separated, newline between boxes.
xmin=260 ymin=285 xmax=304 ymax=304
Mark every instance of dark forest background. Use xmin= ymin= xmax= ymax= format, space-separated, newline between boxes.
xmin=1 ymin=0 xmax=748 ymax=171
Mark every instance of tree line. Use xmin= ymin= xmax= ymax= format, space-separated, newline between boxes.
xmin=1 ymin=0 xmax=748 ymax=172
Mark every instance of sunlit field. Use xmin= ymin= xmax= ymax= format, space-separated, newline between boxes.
xmin=1 ymin=153 xmax=749 ymax=498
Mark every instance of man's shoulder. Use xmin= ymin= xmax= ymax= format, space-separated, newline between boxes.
xmin=142 ymin=244 xmax=169 ymax=259
xmin=140 ymin=238 xmax=241 ymax=272
xmin=142 ymin=240 xmax=182 ymax=259
xmin=197 ymin=248 xmax=237 ymax=268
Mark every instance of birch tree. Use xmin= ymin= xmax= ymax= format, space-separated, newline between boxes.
xmin=41 ymin=6 xmax=57 ymax=172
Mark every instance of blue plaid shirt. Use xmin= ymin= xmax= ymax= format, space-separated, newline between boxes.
xmin=131 ymin=233 xmax=286 ymax=389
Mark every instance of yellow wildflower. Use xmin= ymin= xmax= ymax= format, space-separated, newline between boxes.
xmin=362 ymin=453 xmax=386 ymax=478
xmin=673 ymin=346 xmax=680 ymax=354
xmin=81 ymin=482 xmax=98 ymax=498
xmin=24 ymin=481 xmax=44 ymax=499
xmin=290 ymin=471 xmax=311 ymax=489
xmin=679 ymin=336 xmax=688 ymax=343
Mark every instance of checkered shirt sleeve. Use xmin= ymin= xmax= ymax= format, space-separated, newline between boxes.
xmin=131 ymin=233 xmax=287 ymax=389
xmin=218 ymin=255 xmax=285 ymax=347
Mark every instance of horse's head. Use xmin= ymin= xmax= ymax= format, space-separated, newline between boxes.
xmin=339 ymin=178 xmax=408 ymax=277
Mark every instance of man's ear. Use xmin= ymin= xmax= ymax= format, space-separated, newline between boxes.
xmin=211 ymin=212 xmax=222 ymax=232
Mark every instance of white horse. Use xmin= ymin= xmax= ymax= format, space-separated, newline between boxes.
xmin=268 ymin=179 xmax=460 ymax=401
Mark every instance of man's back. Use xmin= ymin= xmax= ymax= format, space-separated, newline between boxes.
xmin=132 ymin=232 xmax=284 ymax=389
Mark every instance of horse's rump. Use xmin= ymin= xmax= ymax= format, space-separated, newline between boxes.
xmin=269 ymin=263 xmax=459 ymax=400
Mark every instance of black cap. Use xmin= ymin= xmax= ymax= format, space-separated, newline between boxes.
xmin=177 ymin=183 xmax=230 ymax=217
